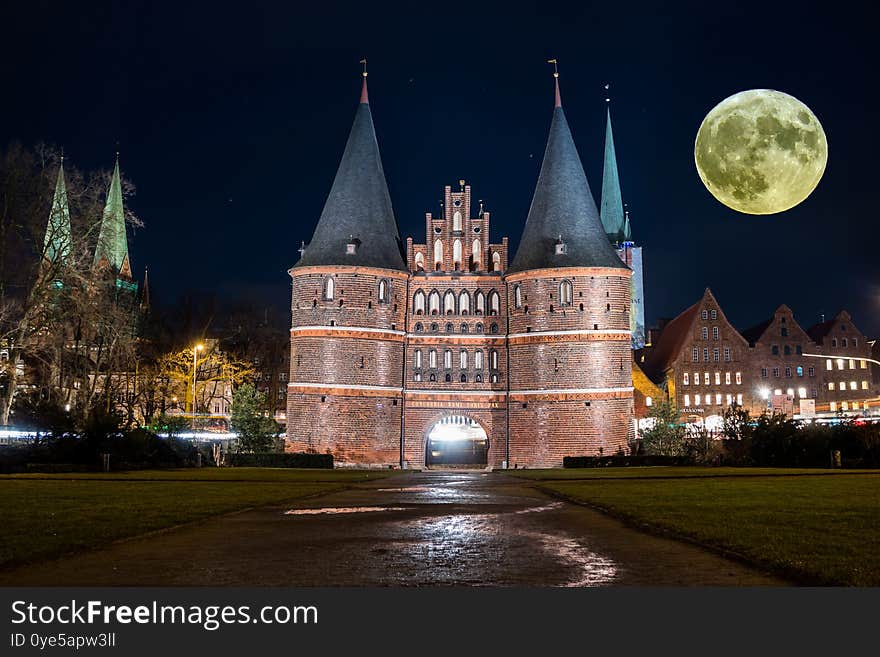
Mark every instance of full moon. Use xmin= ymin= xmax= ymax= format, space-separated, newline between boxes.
xmin=694 ymin=89 xmax=827 ymax=215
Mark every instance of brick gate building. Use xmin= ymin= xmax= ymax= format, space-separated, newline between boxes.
xmin=286 ymin=72 xmax=634 ymax=468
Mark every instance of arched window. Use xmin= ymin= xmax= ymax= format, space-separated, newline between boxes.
xmin=475 ymin=374 xmax=482 ymax=383
xmin=475 ymin=322 xmax=484 ymax=333
xmin=445 ymin=373 xmax=452 ymax=382
xmin=433 ymin=239 xmax=443 ymax=268
xmin=414 ymin=252 xmax=425 ymax=271
xmin=429 ymin=290 xmax=440 ymax=315
xmin=492 ymin=251 xmax=501 ymax=271
xmin=378 ymin=279 xmax=389 ymax=303
xmin=415 ymin=350 xmax=422 ymax=368
xmin=453 ymin=211 xmax=462 ymax=231
xmin=460 ymin=350 xmax=468 ymax=369
xmin=428 ymin=349 xmax=437 ymax=368
xmin=474 ymin=350 xmax=484 ymax=370
xmin=475 ymin=291 xmax=485 ymax=315
xmin=429 ymin=373 xmax=436 ymax=382
xmin=490 ymin=349 xmax=499 ymax=370
xmin=444 ymin=349 xmax=453 ymax=369
xmin=446 ymin=322 xmax=454 ymax=332
xmin=488 ymin=290 xmax=500 ymax=315
xmin=460 ymin=323 xmax=468 ymax=333
xmin=444 ymin=290 xmax=456 ymax=315
xmin=472 ymin=239 xmax=482 ymax=267
xmin=490 ymin=323 xmax=499 ymax=334
xmin=415 ymin=322 xmax=423 ymax=332
xmin=559 ymin=280 xmax=572 ymax=306
xmin=460 ymin=373 xmax=467 ymax=383
xmin=414 ymin=290 xmax=425 ymax=314
xmin=453 ymin=240 xmax=462 ymax=270
xmin=514 ymin=285 xmax=522 ymax=309
xmin=323 ymin=276 xmax=334 ymax=300
xmin=459 ymin=291 xmax=470 ymax=315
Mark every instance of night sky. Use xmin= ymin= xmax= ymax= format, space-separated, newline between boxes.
xmin=3 ymin=1 xmax=877 ymax=335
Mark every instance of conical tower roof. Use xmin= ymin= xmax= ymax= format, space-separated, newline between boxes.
xmin=94 ymin=155 xmax=132 ymax=278
xmin=43 ymin=160 xmax=72 ymax=265
xmin=293 ymin=75 xmax=406 ymax=271
xmin=600 ymin=107 xmax=627 ymax=243
xmin=509 ymin=77 xmax=628 ymax=274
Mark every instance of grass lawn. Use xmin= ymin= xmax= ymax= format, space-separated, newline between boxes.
xmin=507 ymin=467 xmax=880 ymax=585
xmin=0 ymin=468 xmax=396 ymax=570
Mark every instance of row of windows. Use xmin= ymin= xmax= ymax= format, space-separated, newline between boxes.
xmin=770 ymin=344 xmax=803 ymax=356
xmin=826 ymin=358 xmax=868 ymax=370
xmin=700 ymin=309 xmax=718 ymax=320
xmin=415 ymin=242 xmax=502 ymax=272
xmin=766 ymin=388 xmax=815 ymax=399
xmin=692 ymin=347 xmax=732 ymax=362
xmin=699 ymin=326 xmax=720 ymax=341
xmin=320 ymin=277 xmax=392 ymax=303
xmin=414 ymin=348 xmax=499 ymax=371
xmin=414 ymin=371 xmax=500 ymax=383
xmin=830 ymin=401 xmax=870 ymax=412
xmin=513 ymin=281 xmax=575 ymax=309
xmin=827 ymin=381 xmax=870 ymax=391
xmin=413 ymin=321 xmax=499 ymax=334
xmin=682 ymin=372 xmax=742 ymax=386
xmin=830 ymin=338 xmax=857 ymax=348
xmin=761 ymin=366 xmax=815 ymax=378
xmin=683 ymin=393 xmax=743 ymax=407
xmin=413 ymin=289 xmax=501 ymax=316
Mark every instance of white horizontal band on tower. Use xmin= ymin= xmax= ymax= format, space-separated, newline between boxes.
xmin=405 ymin=389 xmax=504 ymax=397
xmin=510 ymin=386 xmax=634 ymax=395
xmin=288 ymin=382 xmax=403 ymax=393
xmin=507 ymin=329 xmax=632 ymax=339
xmin=290 ymin=325 xmax=406 ymax=336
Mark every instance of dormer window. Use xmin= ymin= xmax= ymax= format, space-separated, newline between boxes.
xmin=346 ymin=236 xmax=361 ymax=255
xmin=555 ymin=236 xmax=567 ymax=255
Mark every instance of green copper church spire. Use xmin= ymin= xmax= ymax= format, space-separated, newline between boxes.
xmin=600 ymin=105 xmax=627 ymax=243
xmin=43 ymin=159 xmax=72 ymax=265
xmin=94 ymin=154 xmax=132 ymax=279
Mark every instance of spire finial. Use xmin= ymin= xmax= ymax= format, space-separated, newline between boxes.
xmin=604 ymin=83 xmax=610 ymax=104
xmin=548 ymin=59 xmax=561 ymax=108
xmin=359 ymin=58 xmax=369 ymax=104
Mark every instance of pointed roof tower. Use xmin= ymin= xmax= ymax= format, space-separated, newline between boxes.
xmin=293 ymin=66 xmax=406 ymax=271
xmin=509 ymin=68 xmax=628 ymax=274
xmin=139 ymin=266 xmax=151 ymax=311
xmin=43 ymin=159 xmax=72 ymax=266
xmin=600 ymin=106 xmax=627 ymax=243
xmin=94 ymin=154 xmax=132 ymax=279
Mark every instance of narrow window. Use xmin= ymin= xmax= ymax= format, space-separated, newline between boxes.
xmin=414 ymin=290 xmax=425 ymax=314
xmin=444 ymin=349 xmax=452 ymax=369
xmin=453 ymin=239 xmax=462 ymax=270
xmin=429 ymin=350 xmax=437 ymax=369
xmin=378 ymin=279 xmax=389 ymax=303
xmin=712 ymin=326 xmax=719 ymax=340
xmin=714 ymin=372 xmax=721 ymax=385
xmin=434 ymin=239 xmax=443 ymax=268
xmin=693 ymin=347 xmax=699 ymax=362
xmin=453 ymin=210 xmax=462 ymax=231
xmin=414 ymin=252 xmax=425 ymax=271
xmin=683 ymin=373 xmax=690 ymax=385
xmin=735 ymin=372 xmax=742 ymax=385
xmin=444 ymin=290 xmax=456 ymax=315
xmin=514 ymin=285 xmax=522 ymax=309
xmin=725 ymin=372 xmax=731 ymax=384
xmin=701 ymin=327 xmax=708 ymax=340
xmin=460 ymin=350 xmax=468 ymax=369
xmin=491 ymin=350 xmax=499 ymax=370
xmin=475 ymin=351 xmax=484 ymax=370
xmin=429 ymin=291 xmax=440 ymax=315
xmin=415 ymin=350 xmax=422 ymax=368
xmin=475 ymin=291 xmax=485 ymax=315
xmin=701 ymin=310 xmax=708 ymax=320
xmin=492 ymin=251 xmax=501 ymax=271
xmin=710 ymin=310 xmax=717 ymax=320
xmin=472 ymin=239 xmax=482 ymax=267
xmin=488 ymin=290 xmax=500 ymax=315
xmin=560 ymin=280 xmax=573 ymax=306
xmin=459 ymin=291 xmax=470 ymax=315
xmin=323 ymin=276 xmax=334 ymax=300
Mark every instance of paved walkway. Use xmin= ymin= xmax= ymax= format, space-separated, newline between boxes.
xmin=0 ymin=472 xmax=786 ymax=586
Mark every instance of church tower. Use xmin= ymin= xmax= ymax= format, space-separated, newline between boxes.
xmin=601 ymin=105 xmax=645 ymax=349
xmin=94 ymin=155 xmax=138 ymax=295
xmin=505 ymin=70 xmax=634 ymax=466
xmin=286 ymin=69 xmax=409 ymax=465
xmin=42 ymin=159 xmax=72 ymax=270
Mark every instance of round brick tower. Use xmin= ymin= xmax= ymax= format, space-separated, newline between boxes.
xmin=286 ymin=73 xmax=408 ymax=466
xmin=505 ymin=74 xmax=634 ymax=467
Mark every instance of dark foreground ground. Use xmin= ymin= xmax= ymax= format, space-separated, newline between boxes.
xmin=0 ymin=471 xmax=785 ymax=586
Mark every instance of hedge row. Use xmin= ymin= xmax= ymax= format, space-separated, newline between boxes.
xmin=225 ymin=452 xmax=333 ymax=469
xmin=563 ymin=455 xmax=694 ymax=468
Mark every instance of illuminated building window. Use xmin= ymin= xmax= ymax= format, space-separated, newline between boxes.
xmin=684 ymin=394 xmax=691 ymax=407
xmin=475 ymin=374 xmax=482 ymax=383
xmin=683 ymin=373 xmax=689 ymax=385
xmin=701 ymin=327 xmax=708 ymax=340
xmin=472 ymin=239 xmax=482 ymax=268
xmin=839 ymin=382 xmax=845 ymax=391
xmin=724 ymin=347 xmax=730 ymax=362
xmin=850 ymin=381 xmax=857 ymax=391
xmin=830 ymin=402 xmax=837 ymax=412
xmin=453 ymin=211 xmax=462 ymax=231
xmin=492 ymin=252 xmax=501 ymax=272
xmin=826 ymin=359 xmax=832 ymax=371
xmin=713 ymin=327 xmax=719 ymax=341
xmin=704 ymin=372 xmax=710 ymax=385
xmin=695 ymin=394 xmax=701 ymax=405
xmin=434 ymin=239 xmax=443 ymax=268
xmin=703 ymin=348 xmax=709 ymax=362
xmin=736 ymin=372 xmax=742 ymax=385
xmin=693 ymin=348 xmax=699 ymax=362
xmin=863 ymin=381 xmax=869 ymax=390
xmin=761 ymin=368 xmax=768 ymax=378
xmin=796 ymin=366 xmax=803 ymax=377
xmin=861 ymin=360 xmax=868 ymax=369
xmin=414 ymin=291 xmax=425 ymax=314
xmin=787 ymin=388 xmax=794 ymax=396
xmin=559 ymin=281 xmax=573 ymax=306
xmin=715 ymin=372 xmax=721 ymax=385
xmin=774 ymin=389 xmax=782 ymax=395
xmin=646 ymin=397 xmax=653 ymax=407
xmin=713 ymin=348 xmax=719 ymax=362
xmin=853 ymin=339 xmax=858 ymax=347
xmin=841 ymin=402 xmax=849 ymax=411
xmin=323 ymin=276 xmax=335 ymax=300
xmin=849 ymin=359 xmax=855 ymax=369
xmin=453 ymin=239 xmax=462 ymax=270
xmin=837 ymin=359 xmax=844 ymax=370
xmin=711 ymin=310 xmax=717 ymax=320
xmin=828 ymin=382 xmax=834 ymax=391
xmin=716 ymin=394 xmax=722 ymax=405
xmin=772 ymin=368 xmax=780 ymax=378
xmin=798 ymin=388 xmax=807 ymax=398
xmin=491 ymin=373 xmax=499 ymax=383
xmin=726 ymin=394 xmax=732 ymax=405
xmin=701 ymin=310 xmax=708 ymax=320
xmin=725 ymin=372 xmax=731 ymax=384
xmin=737 ymin=394 xmax=743 ymax=405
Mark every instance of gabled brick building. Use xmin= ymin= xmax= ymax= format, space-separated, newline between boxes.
xmin=286 ymin=71 xmax=634 ymax=468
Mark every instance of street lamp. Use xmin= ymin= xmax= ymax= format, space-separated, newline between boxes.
xmin=191 ymin=343 xmax=204 ymax=415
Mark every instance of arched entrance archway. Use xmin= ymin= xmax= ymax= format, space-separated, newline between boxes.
xmin=425 ymin=415 xmax=488 ymax=467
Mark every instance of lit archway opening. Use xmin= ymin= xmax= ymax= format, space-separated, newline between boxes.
xmin=425 ymin=415 xmax=488 ymax=466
